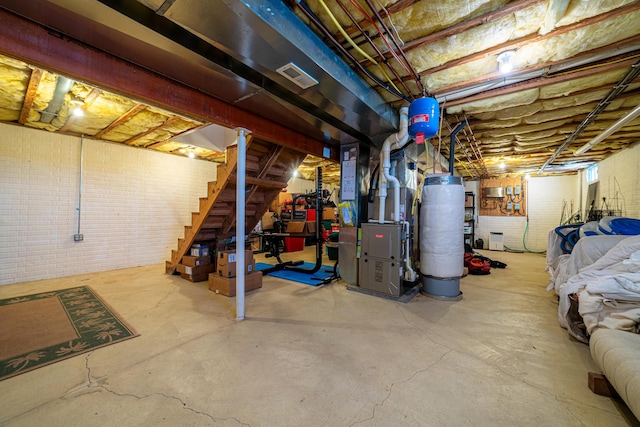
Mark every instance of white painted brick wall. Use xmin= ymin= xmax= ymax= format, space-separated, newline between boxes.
xmin=585 ymin=141 xmax=640 ymax=218
xmin=0 ymin=124 xmax=216 ymax=285
xmin=465 ymin=175 xmax=578 ymax=252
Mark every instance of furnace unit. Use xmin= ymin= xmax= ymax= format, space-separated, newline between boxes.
xmin=359 ymin=223 xmax=404 ymax=297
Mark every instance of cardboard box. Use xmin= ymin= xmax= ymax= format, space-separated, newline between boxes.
xmin=190 ymin=243 xmax=209 ymax=257
xmin=177 ymin=263 xmax=215 ymax=276
xmin=181 ymin=255 xmax=211 ymax=267
xmin=249 ymin=235 xmax=261 ymax=252
xmin=286 ymin=221 xmax=306 ymax=233
xmin=217 ymin=249 xmax=255 ymax=278
xmin=180 ymin=272 xmax=210 ymax=282
xmin=322 ymin=207 xmax=336 ymax=220
xmin=279 ymin=192 xmax=292 ymax=205
xmin=305 ymin=221 xmax=316 ymax=234
xmin=208 ymin=271 xmax=263 ymax=297
xmin=262 ymin=211 xmax=275 ymax=230
xmin=465 ymin=193 xmax=474 ymax=208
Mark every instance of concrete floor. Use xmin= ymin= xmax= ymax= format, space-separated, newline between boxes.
xmin=1 ymin=247 xmax=638 ymax=426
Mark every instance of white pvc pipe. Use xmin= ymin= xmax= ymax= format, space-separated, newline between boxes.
xmin=403 ymin=221 xmax=417 ymax=281
xmin=381 ymin=107 xmax=409 ymax=223
xmin=378 ymin=168 xmax=387 ymax=223
xmin=235 ymin=128 xmax=248 ymax=321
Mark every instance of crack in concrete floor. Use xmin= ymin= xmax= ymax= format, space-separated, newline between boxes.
xmin=76 ymin=352 xmax=253 ymax=426
xmin=348 ymin=349 xmax=452 ymax=426
xmin=395 ymin=301 xmax=624 ymax=419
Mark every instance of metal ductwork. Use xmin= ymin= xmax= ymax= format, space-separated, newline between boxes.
xmin=144 ymin=0 xmax=398 ymax=141
xmin=5 ymin=0 xmax=398 ymax=145
xmin=40 ymin=76 xmax=74 ymax=124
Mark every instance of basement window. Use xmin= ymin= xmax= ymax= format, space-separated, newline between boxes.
xmin=586 ymin=164 xmax=598 ymax=183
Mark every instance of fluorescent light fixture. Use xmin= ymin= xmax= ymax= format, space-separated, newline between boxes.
xmin=574 ymin=104 xmax=640 ymax=155
xmin=497 ymin=51 xmax=515 ymax=74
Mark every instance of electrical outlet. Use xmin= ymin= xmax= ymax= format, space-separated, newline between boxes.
xmin=506 ymin=201 xmax=513 ymax=211
xmin=514 ymin=202 xmax=520 ymax=211
xmin=506 ymin=186 xmax=512 ymax=195
xmin=74 ymin=234 xmax=84 ymax=242
xmin=514 ymin=185 xmax=521 ymax=195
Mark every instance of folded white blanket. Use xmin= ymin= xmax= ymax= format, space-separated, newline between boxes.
xmin=556 ymin=236 xmax=640 ymax=341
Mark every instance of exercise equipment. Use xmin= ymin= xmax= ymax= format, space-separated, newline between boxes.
xmin=260 ymin=167 xmax=339 ymax=284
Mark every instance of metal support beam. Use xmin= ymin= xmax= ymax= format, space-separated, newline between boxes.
xmin=235 ymin=128 xmax=249 ymax=321
xmin=0 ymin=8 xmax=336 ymax=160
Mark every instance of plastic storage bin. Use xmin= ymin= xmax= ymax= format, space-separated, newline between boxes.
xmin=284 ymin=237 xmax=304 ymax=252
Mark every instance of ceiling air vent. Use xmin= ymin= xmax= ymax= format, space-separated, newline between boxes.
xmin=276 ymin=63 xmax=318 ymax=89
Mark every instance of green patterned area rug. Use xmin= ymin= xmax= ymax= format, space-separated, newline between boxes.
xmin=0 ymin=286 xmax=138 ymax=381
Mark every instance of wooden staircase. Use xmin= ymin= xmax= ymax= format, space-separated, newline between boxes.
xmin=166 ymin=136 xmax=306 ymax=275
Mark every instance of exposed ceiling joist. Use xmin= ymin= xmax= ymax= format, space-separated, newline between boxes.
xmin=0 ymin=7 xmax=337 ymax=161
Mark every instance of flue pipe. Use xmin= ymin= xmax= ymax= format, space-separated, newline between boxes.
xmin=381 ymin=107 xmax=409 ymax=223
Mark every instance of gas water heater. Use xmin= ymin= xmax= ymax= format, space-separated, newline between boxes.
xmin=357 ymin=98 xmax=442 ymax=299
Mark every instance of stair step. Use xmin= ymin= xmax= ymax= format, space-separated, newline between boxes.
xmin=167 ymin=142 xmax=306 ymax=275
xmin=165 ymin=261 xmax=175 ymax=274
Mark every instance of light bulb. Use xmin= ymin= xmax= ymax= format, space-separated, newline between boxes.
xmin=188 ymin=152 xmax=195 ymax=159
xmin=498 ymin=62 xmax=513 ymax=73
xmin=497 ymin=50 xmax=516 ymax=74
xmin=73 ymin=107 xmax=84 ymax=117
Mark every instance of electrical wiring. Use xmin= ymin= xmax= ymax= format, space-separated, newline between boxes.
xmin=360 ymin=0 xmax=425 ymax=95
xmin=296 ymin=0 xmax=411 ymax=101
xmin=373 ymin=0 xmax=404 ymax=45
xmin=315 ymin=0 xmax=403 ymax=94
xmin=348 ymin=0 xmax=423 ymax=95
xmin=335 ymin=0 xmax=414 ymax=97
xmin=434 ymin=99 xmax=445 ymax=173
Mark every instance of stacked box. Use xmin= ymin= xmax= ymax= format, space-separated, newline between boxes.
xmin=177 ymin=263 xmax=215 ymax=282
xmin=209 ymin=249 xmax=262 ymax=297
xmin=322 ymin=207 xmax=336 ymax=220
xmin=217 ymin=250 xmax=255 ymax=277
xmin=208 ymin=271 xmax=263 ymax=297
xmin=181 ymin=255 xmax=211 ymax=267
xmin=190 ymin=244 xmax=209 ymax=257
